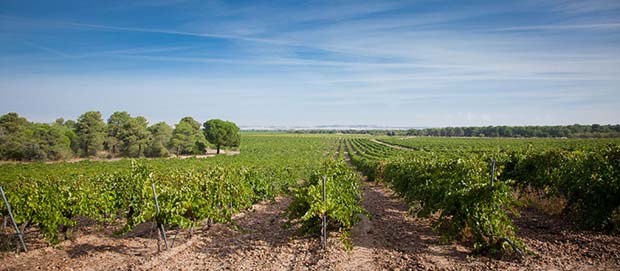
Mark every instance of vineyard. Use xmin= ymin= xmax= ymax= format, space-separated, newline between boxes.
xmin=0 ymin=133 xmax=619 ymax=270
xmin=0 ymin=135 xmax=339 ymax=243
xmin=347 ymin=137 xmax=620 ymax=253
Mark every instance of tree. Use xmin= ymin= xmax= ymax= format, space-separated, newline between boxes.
xmin=105 ymin=111 xmax=131 ymax=156
xmin=54 ymin=118 xmax=65 ymax=125
xmin=452 ymin=127 xmax=463 ymax=137
xmin=170 ymin=117 xmax=207 ymax=155
xmin=0 ymin=113 xmax=29 ymax=160
xmin=104 ymin=112 xmax=152 ymax=158
xmin=146 ymin=122 xmax=173 ymax=157
xmin=118 ymin=116 xmax=150 ymax=157
xmin=180 ymin=116 xmax=201 ymax=131
xmin=61 ymin=120 xmax=80 ymax=154
xmin=75 ymin=111 xmax=106 ymax=157
xmin=30 ymin=123 xmax=73 ymax=160
xmin=0 ymin=113 xmax=74 ymax=161
xmin=202 ymin=119 xmax=240 ymax=154
xmin=47 ymin=123 xmax=73 ymax=160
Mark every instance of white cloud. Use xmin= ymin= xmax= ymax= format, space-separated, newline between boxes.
xmin=0 ymin=1 xmax=619 ymax=126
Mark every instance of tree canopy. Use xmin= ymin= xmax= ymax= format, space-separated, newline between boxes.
xmin=0 ymin=113 xmax=75 ymax=161
xmin=105 ymin=111 xmax=131 ymax=156
xmin=146 ymin=122 xmax=173 ymax=157
xmin=203 ymin=119 xmax=240 ymax=154
xmin=0 ymin=112 xmax=234 ymax=161
xmin=170 ymin=117 xmax=208 ymax=155
xmin=76 ymin=111 xmax=106 ymax=157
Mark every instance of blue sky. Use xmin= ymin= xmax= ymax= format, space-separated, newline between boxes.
xmin=0 ymin=0 xmax=619 ymax=127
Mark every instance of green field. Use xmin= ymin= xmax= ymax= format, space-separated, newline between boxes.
xmin=0 ymin=134 xmax=344 ymax=242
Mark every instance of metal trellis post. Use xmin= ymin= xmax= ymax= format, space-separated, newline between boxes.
xmin=490 ymin=159 xmax=496 ymax=188
xmin=0 ymin=183 xmax=27 ymax=252
xmin=321 ymin=175 xmax=327 ymax=250
xmin=151 ymin=183 xmax=169 ymax=250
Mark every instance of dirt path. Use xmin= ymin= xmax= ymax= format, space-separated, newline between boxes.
xmin=342 ymin=144 xmax=479 ymax=270
xmin=131 ymin=186 xmax=439 ymax=271
xmin=0 ymin=197 xmax=326 ymax=271
xmin=0 ymin=219 xmax=162 ymax=270
xmin=132 ymin=177 xmax=484 ymax=270
xmin=132 ymin=197 xmax=315 ymax=270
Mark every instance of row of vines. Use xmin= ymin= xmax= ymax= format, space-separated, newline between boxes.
xmin=0 ymin=135 xmax=338 ymax=244
xmin=346 ymin=137 xmax=620 ymax=255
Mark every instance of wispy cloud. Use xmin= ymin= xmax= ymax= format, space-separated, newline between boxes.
xmin=0 ymin=1 xmax=619 ymax=126
xmin=0 ymin=15 xmax=287 ymax=45
xmin=22 ymin=40 xmax=70 ymax=57
xmin=21 ymin=40 xmax=195 ymax=59
xmin=549 ymin=0 xmax=620 ymax=15
xmin=491 ymin=23 xmax=620 ymax=31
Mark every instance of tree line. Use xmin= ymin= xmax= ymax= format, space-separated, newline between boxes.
xmin=257 ymin=129 xmax=401 ymax=135
xmin=404 ymin=124 xmax=620 ymax=138
xmin=270 ymin=124 xmax=620 ymax=138
xmin=0 ymin=112 xmax=240 ymax=161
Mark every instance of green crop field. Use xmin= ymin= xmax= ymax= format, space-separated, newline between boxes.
xmin=1 ymin=133 xmax=619 ymax=269
xmin=346 ymin=137 xmax=620 ymax=252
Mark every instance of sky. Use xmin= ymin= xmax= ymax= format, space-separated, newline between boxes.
xmin=0 ymin=0 xmax=619 ymax=128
